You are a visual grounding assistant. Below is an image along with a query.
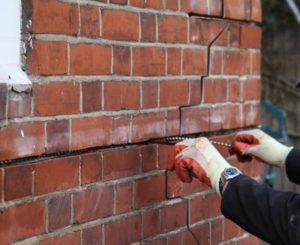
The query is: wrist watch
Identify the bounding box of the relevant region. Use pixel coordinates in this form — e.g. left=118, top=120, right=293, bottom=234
left=219, top=167, right=241, bottom=195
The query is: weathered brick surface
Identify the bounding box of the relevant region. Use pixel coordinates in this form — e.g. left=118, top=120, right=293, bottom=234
left=4, top=164, right=33, bottom=200
left=0, top=202, right=45, bottom=244
left=0, top=0, right=263, bottom=244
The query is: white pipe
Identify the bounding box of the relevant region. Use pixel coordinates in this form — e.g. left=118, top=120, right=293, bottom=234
left=286, top=0, right=300, bottom=25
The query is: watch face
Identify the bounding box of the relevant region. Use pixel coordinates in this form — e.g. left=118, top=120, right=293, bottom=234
left=223, top=167, right=241, bottom=180
left=225, top=168, right=239, bottom=175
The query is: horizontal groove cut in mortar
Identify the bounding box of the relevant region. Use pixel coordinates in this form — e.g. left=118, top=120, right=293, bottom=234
left=0, top=127, right=250, bottom=166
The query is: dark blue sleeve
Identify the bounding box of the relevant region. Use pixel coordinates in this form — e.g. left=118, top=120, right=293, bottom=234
left=221, top=175, right=300, bottom=245
left=286, top=148, right=300, bottom=185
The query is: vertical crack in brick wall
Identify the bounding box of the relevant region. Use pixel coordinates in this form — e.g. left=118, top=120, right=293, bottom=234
left=178, top=20, right=230, bottom=136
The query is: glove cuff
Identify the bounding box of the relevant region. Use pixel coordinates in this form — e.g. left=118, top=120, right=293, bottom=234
left=280, top=146, right=294, bottom=167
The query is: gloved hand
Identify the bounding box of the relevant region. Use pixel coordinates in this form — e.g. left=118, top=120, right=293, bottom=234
left=231, top=129, right=293, bottom=168
left=167, top=137, right=232, bottom=195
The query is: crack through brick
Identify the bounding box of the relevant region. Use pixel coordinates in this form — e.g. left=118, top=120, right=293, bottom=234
left=167, top=18, right=231, bottom=245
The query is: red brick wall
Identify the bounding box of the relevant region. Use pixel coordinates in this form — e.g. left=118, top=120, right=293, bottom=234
left=0, top=0, right=262, bottom=244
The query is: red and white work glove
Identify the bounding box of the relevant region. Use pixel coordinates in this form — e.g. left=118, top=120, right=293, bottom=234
left=167, top=137, right=232, bottom=195
left=231, top=129, right=293, bottom=168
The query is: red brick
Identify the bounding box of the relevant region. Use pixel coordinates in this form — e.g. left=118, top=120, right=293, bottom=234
left=34, top=156, right=80, bottom=195
left=228, top=24, right=241, bottom=48
left=158, top=144, right=174, bottom=169
left=102, top=147, right=140, bottom=181
left=8, top=90, right=31, bottom=119
left=134, top=175, right=165, bottom=208
left=161, top=202, right=187, bottom=232
left=160, top=80, right=189, bottom=107
left=211, top=218, right=223, bottom=244
left=224, top=218, right=240, bottom=241
left=158, top=15, right=187, bottom=43
left=251, top=0, right=262, bottom=22
left=240, top=25, right=261, bottom=49
left=73, top=186, right=113, bottom=223
left=251, top=52, right=261, bottom=75
left=0, top=202, right=45, bottom=244
left=166, top=170, right=209, bottom=198
left=102, top=9, right=139, bottom=41
left=209, top=0, right=223, bottom=16
left=110, top=0, right=127, bottom=4
left=28, top=41, right=67, bottom=75
left=70, top=43, right=112, bottom=75
left=242, top=79, right=261, bottom=101
left=144, top=239, right=166, bottom=245
left=181, top=0, right=208, bottom=15
left=34, top=82, right=80, bottom=116
left=189, top=80, right=202, bottom=105
left=112, top=115, right=131, bottom=144
left=82, top=81, right=102, bottom=113
left=209, top=106, right=223, bottom=131
left=82, top=225, right=103, bottom=245
left=130, top=0, right=162, bottom=9
left=190, top=18, right=227, bottom=45
left=141, top=13, right=156, bottom=42
left=32, top=0, right=78, bottom=35
left=167, top=48, right=181, bottom=75
left=131, top=112, right=165, bottom=142
left=116, top=182, right=133, bottom=214
left=165, top=0, right=179, bottom=10
left=40, top=232, right=80, bottom=245
left=80, top=5, right=100, bottom=37
left=244, top=103, right=260, bottom=126
left=167, top=233, right=183, bottom=245
left=203, top=79, right=228, bottom=103
left=133, top=47, right=165, bottom=76
left=0, top=122, right=45, bottom=161
left=5, top=164, right=32, bottom=201
left=223, top=50, right=246, bottom=75
left=143, top=209, right=161, bottom=238
left=46, top=120, right=69, bottom=154
left=81, top=152, right=102, bottom=185
left=209, top=134, right=233, bottom=158
left=0, top=169, right=2, bottom=202
left=181, top=107, right=210, bottom=135
left=48, top=195, right=71, bottom=231
left=113, top=46, right=131, bottom=75
left=190, top=193, right=221, bottom=223
left=224, top=0, right=251, bottom=20
left=0, top=84, right=7, bottom=120
left=166, top=110, right=180, bottom=136
left=104, top=81, right=140, bottom=110
left=141, top=144, right=158, bottom=172
left=183, top=49, right=207, bottom=75
left=105, top=215, right=142, bottom=245
left=142, top=80, right=159, bottom=109
left=229, top=79, right=241, bottom=102
left=183, top=223, right=210, bottom=244
left=71, top=116, right=113, bottom=150
left=222, top=104, right=245, bottom=129
left=211, top=50, right=224, bottom=76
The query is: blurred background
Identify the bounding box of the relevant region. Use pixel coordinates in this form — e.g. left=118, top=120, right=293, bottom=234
left=261, top=0, right=300, bottom=192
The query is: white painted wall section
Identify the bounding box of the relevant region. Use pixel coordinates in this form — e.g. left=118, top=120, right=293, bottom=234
left=0, top=0, right=31, bottom=84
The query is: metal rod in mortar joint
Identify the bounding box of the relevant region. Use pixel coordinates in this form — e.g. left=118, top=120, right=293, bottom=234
left=163, top=136, right=232, bottom=148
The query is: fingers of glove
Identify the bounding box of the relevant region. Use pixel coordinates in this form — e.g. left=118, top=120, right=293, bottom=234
left=167, top=144, right=188, bottom=170
left=174, top=157, right=212, bottom=187
left=175, top=158, right=193, bottom=183
left=236, top=153, right=253, bottom=163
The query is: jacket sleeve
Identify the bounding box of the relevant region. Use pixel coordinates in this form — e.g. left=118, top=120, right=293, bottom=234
left=285, top=148, right=300, bottom=185
left=221, top=175, right=300, bottom=245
